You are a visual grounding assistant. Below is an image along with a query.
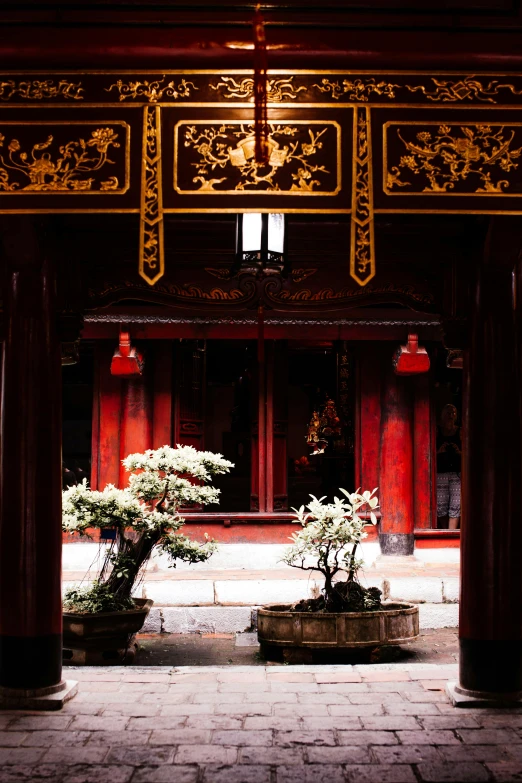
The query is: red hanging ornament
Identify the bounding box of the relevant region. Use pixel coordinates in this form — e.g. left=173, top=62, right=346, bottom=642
left=393, top=333, right=430, bottom=376
left=253, top=3, right=269, bottom=165
left=110, top=329, right=144, bottom=376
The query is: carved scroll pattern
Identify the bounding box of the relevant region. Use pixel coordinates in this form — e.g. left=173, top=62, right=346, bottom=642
left=351, top=107, right=375, bottom=286
left=140, top=106, right=165, bottom=286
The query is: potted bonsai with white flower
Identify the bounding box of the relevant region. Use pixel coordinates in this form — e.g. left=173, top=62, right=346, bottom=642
left=257, top=488, right=419, bottom=662
left=62, top=444, right=233, bottom=664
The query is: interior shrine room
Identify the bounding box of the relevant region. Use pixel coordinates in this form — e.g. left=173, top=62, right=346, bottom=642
left=0, top=1, right=522, bottom=781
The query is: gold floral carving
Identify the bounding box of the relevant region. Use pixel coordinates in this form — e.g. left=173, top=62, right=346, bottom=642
left=350, top=107, right=375, bottom=286
left=386, top=123, right=522, bottom=194
left=0, top=126, right=123, bottom=192
left=405, top=76, right=522, bottom=103
left=106, top=77, right=197, bottom=103
left=209, top=76, right=306, bottom=101
left=0, top=79, right=84, bottom=101
left=140, top=106, right=165, bottom=285
left=313, top=77, right=399, bottom=102
left=177, top=121, right=337, bottom=194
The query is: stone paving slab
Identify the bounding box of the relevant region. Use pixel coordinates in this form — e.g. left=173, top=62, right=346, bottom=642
left=2, top=663, right=522, bottom=782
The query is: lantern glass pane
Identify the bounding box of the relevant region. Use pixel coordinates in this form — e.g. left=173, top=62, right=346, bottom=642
left=242, top=213, right=262, bottom=252
left=268, top=213, right=285, bottom=253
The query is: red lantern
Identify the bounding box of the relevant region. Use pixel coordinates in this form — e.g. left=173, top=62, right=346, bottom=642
left=110, top=329, right=144, bottom=376
left=393, top=333, right=430, bottom=375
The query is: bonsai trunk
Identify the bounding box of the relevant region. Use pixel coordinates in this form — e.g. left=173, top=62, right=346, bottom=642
left=104, top=531, right=159, bottom=601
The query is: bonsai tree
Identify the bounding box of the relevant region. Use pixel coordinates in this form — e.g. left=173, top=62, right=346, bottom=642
left=283, top=488, right=381, bottom=613
left=62, top=444, right=233, bottom=613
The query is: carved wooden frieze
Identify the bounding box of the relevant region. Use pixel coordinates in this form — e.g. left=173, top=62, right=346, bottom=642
left=3, top=70, right=522, bottom=289
left=4, top=72, right=522, bottom=107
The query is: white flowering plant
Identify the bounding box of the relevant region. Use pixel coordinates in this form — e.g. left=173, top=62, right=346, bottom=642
left=62, top=445, right=233, bottom=613
left=283, top=488, right=381, bottom=613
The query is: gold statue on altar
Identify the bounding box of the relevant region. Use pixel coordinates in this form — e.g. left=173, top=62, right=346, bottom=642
left=306, top=397, right=342, bottom=453
left=319, top=397, right=342, bottom=439
left=306, top=410, right=321, bottom=446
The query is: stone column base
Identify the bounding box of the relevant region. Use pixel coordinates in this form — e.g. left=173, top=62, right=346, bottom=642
left=446, top=681, right=522, bottom=708
left=0, top=680, right=78, bottom=711
left=378, top=532, right=415, bottom=557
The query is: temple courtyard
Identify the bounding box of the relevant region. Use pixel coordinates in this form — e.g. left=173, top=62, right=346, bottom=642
left=1, top=659, right=521, bottom=783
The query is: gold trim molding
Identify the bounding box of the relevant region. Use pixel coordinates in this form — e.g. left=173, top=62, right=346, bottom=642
left=139, top=106, right=165, bottom=286
left=351, top=107, right=375, bottom=287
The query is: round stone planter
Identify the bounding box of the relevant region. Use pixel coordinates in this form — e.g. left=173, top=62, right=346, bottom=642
left=257, top=601, right=419, bottom=663
left=63, top=598, right=153, bottom=665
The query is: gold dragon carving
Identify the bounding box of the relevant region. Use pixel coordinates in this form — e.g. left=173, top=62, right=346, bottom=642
left=209, top=76, right=307, bottom=101
left=0, top=127, right=122, bottom=192
left=180, top=122, right=332, bottom=193
left=350, top=107, right=375, bottom=286
left=106, top=77, right=198, bottom=102
left=386, top=124, right=522, bottom=194
left=0, top=79, right=84, bottom=101
left=140, top=106, right=165, bottom=285
left=313, top=77, right=400, bottom=102
left=405, top=76, right=522, bottom=103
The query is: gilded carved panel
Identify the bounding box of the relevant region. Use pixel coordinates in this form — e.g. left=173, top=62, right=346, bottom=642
left=384, top=121, right=522, bottom=196
left=0, top=121, right=130, bottom=194
left=172, top=120, right=341, bottom=196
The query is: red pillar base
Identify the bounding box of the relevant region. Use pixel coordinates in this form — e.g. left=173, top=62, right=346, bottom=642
left=0, top=680, right=78, bottom=712
left=459, top=639, right=522, bottom=695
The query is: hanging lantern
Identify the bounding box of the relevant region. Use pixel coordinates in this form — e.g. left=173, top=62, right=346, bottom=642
left=393, top=333, right=430, bottom=375
left=110, top=329, right=144, bottom=376
left=235, top=213, right=286, bottom=277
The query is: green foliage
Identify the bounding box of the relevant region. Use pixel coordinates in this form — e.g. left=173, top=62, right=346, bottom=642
left=63, top=582, right=135, bottom=614
left=284, top=488, right=381, bottom=613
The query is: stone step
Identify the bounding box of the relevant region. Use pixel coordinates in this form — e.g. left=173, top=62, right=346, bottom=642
left=140, top=602, right=459, bottom=634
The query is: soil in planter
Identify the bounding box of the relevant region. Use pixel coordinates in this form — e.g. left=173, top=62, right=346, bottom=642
left=292, top=580, right=382, bottom=614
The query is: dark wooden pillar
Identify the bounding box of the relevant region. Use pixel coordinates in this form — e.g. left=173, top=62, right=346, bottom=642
left=458, top=219, right=522, bottom=697
left=0, top=219, right=63, bottom=691
left=379, top=364, right=415, bottom=556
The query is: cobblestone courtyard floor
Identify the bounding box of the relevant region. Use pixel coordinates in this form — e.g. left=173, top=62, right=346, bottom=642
left=2, top=656, right=522, bottom=783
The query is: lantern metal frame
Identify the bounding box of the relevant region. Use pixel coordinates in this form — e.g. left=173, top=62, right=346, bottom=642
left=233, top=213, right=288, bottom=278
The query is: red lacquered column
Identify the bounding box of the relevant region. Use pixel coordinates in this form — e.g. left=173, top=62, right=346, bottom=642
left=459, top=222, right=522, bottom=696
left=119, top=374, right=153, bottom=487
left=0, top=220, right=63, bottom=690
left=378, top=365, right=415, bottom=556
left=413, top=374, right=433, bottom=530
